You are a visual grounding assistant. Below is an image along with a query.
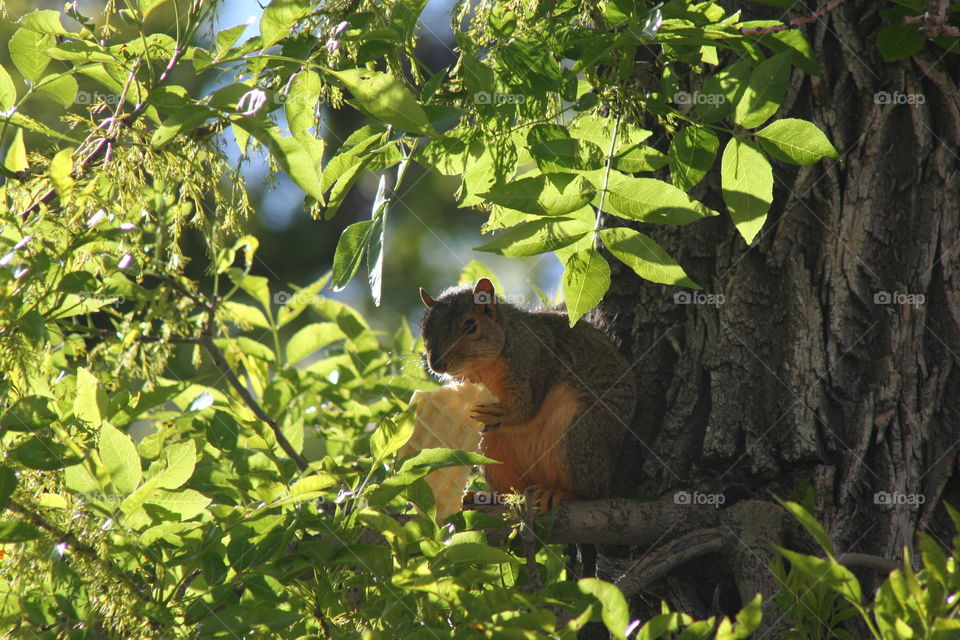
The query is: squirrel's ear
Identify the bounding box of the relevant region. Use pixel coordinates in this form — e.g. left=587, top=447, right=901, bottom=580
left=474, top=278, right=496, bottom=298
left=473, top=278, right=497, bottom=314
left=419, top=288, right=435, bottom=309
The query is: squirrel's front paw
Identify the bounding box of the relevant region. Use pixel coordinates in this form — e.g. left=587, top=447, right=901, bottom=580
left=527, top=485, right=578, bottom=512
left=470, top=402, right=505, bottom=432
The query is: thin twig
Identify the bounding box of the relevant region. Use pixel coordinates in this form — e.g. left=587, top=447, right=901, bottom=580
left=18, top=46, right=185, bottom=217
left=199, top=335, right=309, bottom=471
left=739, top=0, right=850, bottom=35
left=522, top=488, right=543, bottom=591
left=8, top=499, right=149, bottom=599
left=903, top=0, right=960, bottom=39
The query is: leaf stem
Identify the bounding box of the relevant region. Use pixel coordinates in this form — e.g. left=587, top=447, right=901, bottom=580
left=593, top=115, right=621, bottom=247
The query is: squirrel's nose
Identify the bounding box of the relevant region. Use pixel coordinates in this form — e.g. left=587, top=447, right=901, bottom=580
left=430, top=356, right=448, bottom=373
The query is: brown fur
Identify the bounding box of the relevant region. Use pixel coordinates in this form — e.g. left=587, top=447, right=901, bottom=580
left=420, top=279, right=637, bottom=507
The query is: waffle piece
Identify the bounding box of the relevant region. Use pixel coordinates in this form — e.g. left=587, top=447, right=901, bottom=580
left=403, top=382, right=497, bottom=521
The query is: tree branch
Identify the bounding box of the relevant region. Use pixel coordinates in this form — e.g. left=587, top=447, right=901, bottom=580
left=903, top=0, right=960, bottom=38
left=199, top=335, right=309, bottom=471
left=739, top=0, right=850, bottom=35
left=612, top=528, right=730, bottom=598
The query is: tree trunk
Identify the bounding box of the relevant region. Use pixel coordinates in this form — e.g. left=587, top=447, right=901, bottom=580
left=598, top=0, right=960, bottom=623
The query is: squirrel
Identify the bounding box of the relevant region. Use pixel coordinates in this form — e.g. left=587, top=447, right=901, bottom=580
left=418, top=277, right=637, bottom=510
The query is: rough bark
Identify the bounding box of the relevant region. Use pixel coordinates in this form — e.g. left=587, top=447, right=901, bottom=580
left=596, top=0, right=960, bottom=625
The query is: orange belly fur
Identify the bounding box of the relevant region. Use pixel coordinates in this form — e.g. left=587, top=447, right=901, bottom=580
left=479, top=382, right=581, bottom=496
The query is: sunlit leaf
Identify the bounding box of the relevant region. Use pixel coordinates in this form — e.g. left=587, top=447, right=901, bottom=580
left=562, top=247, right=609, bottom=326
left=755, top=118, right=839, bottom=165
left=721, top=137, right=772, bottom=244
left=601, top=227, right=699, bottom=288
left=328, top=68, right=435, bottom=136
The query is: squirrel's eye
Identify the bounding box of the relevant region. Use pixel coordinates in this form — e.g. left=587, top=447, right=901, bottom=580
left=462, top=319, right=478, bottom=335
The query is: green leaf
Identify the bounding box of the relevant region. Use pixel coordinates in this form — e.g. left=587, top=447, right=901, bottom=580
left=530, top=138, right=605, bottom=173
left=770, top=28, right=822, bottom=77
left=38, top=74, right=78, bottom=107
left=119, top=441, right=196, bottom=522
left=155, top=441, right=196, bottom=489
left=328, top=68, right=435, bottom=136
left=604, top=172, right=715, bottom=224
left=286, top=322, right=346, bottom=365
left=147, top=488, right=211, bottom=520
left=419, top=135, right=470, bottom=175
left=74, top=367, right=105, bottom=426
left=9, top=28, right=53, bottom=83
left=19, top=9, right=71, bottom=35
left=98, top=422, right=142, bottom=494
left=3, top=128, right=27, bottom=172
left=232, top=273, right=271, bottom=312
left=207, top=410, right=240, bottom=451
left=778, top=499, right=834, bottom=555
left=732, top=594, right=763, bottom=639
left=49, top=147, right=74, bottom=196
left=0, top=466, right=18, bottom=510
left=612, top=144, right=669, bottom=173
left=435, top=542, right=518, bottom=565
left=371, top=416, right=414, bottom=467
left=64, top=461, right=99, bottom=494
left=877, top=24, right=925, bottom=62
left=232, top=119, right=325, bottom=201
left=367, top=178, right=388, bottom=305
left=1, top=396, right=56, bottom=432
left=398, top=448, right=495, bottom=473
left=458, top=261, right=504, bottom=292
left=151, top=105, right=214, bottom=148
left=286, top=70, right=321, bottom=140
left=0, top=520, right=42, bottom=543
left=331, top=220, right=373, bottom=291
left=695, top=60, right=750, bottom=123
left=721, top=137, right=773, bottom=244
left=579, top=578, right=630, bottom=640
left=669, top=127, right=719, bottom=191
left=601, top=227, right=699, bottom=288
left=215, top=22, right=250, bottom=58
left=4, top=111, right=80, bottom=143
left=474, top=216, right=593, bottom=257
left=137, top=0, right=169, bottom=19
left=290, top=473, right=337, bottom=498
left=755, top=118, right=839, bottom=165
left=221, top=301, right=271, bottom=329
left=481, top=173, right=595, bottom=216
left=734, top=51, right=792, bottom=129
left=777, top=548, right=862, bottom=604
left=10, top=437, right=78, bottom=470
left=260, top=0, right=312, bottom=48
left=562, top=248, right=610, bottom=326
left=0, top=65, right=16, bottom=110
